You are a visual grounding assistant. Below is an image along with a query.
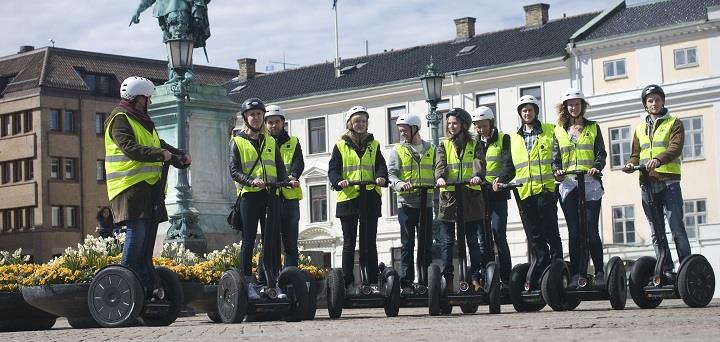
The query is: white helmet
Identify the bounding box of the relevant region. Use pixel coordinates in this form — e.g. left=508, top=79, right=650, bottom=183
left=561, top=88, right=584, bottom=103
left=395, top=114, right=422, bottom=130
left=120, top=76, right=155, bottom=101
left=516, top=95, right=541, bottom=114
left=344, top=105, right=369, bottom=125
left=264, top=104, right=285, bottom=120
left=470, top=106, right=495, bottom=122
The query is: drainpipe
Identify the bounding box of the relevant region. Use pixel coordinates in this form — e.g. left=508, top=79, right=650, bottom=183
left=567, top=42, right=581, bottom=91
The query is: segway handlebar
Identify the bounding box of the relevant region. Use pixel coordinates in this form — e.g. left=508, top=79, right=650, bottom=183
left=496, top=182, right=523, bottom=190
left=346, top=180, right=389, bottom=188
left=624, top=164, right=647, bottom=173
left=559, top=169, right=604, bottom=177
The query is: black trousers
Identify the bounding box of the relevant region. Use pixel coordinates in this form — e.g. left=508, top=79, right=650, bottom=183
left=519, top=191, right=562, bottom=288
left=340, top=215, right=379, bottom=286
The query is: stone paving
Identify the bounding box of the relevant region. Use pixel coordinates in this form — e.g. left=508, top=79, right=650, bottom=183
left=2, top=299, right=719, bottom=341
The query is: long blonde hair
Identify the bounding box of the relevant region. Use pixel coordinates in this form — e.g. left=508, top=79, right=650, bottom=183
left=556, top=100, right=589, bottom=128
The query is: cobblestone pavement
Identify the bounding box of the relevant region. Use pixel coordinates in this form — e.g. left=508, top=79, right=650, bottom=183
left=3, top=299, right=719, bottom=341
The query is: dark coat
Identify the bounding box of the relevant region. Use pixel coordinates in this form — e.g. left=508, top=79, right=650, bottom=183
left=435, top=133, right=486, bottom=222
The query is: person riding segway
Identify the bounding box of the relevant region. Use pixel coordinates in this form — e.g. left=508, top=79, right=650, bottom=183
left=542, top=88, right=626, bottom=311
left=217, top=98, right=308, bottom=324
left=623, top=85, right=715, bottom=308
left=90, top=76, right=191, bottom=328
left=387, top=113, right=435, bottom=308
left=326, top=105, right=401, bottom=319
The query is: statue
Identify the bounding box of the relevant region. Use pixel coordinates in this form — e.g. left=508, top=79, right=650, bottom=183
left=130, top=0, right=211, bottom=83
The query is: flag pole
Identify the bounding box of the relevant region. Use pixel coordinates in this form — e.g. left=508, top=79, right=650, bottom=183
left=334, top=1, right=341, bottom=77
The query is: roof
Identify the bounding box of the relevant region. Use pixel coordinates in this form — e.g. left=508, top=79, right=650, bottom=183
left=576, top=0, right=720, bottom=42
left=225, top=12, right=598, bottom=103
left=0, top=47, right=237, bottom=97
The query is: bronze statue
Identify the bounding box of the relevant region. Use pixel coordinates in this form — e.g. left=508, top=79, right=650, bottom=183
left=130, top=0, right=211, bottom=83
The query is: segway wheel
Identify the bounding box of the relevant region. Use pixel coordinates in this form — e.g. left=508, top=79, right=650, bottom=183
left=428, top=265, right=442, bottom=316
left=88, top=265, right=144, bottom=328
left=460, top=303, right=478, bottom=314
left=67, top=316, right=101, bottom=329
left=628, top=256, right=662, bottom=309
left=562, top=261, right=581, bottom=311
left=139, top=266, right=184, bottom=326
left=509, top=263, right=545, bottom=312
left=302, top=270, right=318, bottom=320
left=487, top=262, right=501, bottom=314
left=206, top=311, right=222, bottom=323
left=217, top=268, right=248, bottom=323
left=382, top=267, right=401, bottom=317
left=326, top=268, right=345, bottom=319
left=606, top=256, right=627, bottom=310
left=278, top=266, right=309, bottom=322
left=678, top=254, right=715, bottom=308
left=541, top=259, right=573, bottom=312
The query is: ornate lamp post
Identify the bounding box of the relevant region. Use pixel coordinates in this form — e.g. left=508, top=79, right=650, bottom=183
left=419, top=59, right=445, bottom=148
left=164, top=37, right=205, bottom=250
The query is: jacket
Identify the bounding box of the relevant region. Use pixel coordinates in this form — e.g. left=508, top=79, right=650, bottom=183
left=435, top=133, right=486, bottom=222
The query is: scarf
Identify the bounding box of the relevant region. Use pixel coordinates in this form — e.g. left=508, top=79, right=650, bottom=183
left=118, top=99, right=155, bottom=131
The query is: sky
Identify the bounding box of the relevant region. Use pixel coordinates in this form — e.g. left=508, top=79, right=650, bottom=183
left=1, top=0, right=620, bottom=72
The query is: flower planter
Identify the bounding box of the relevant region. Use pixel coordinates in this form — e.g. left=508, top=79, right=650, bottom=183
left=0, top=291, right=57, bottom=332
left=21, top=283, right=100, bottom=328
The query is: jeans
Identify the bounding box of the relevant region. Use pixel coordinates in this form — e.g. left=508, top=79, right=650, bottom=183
left=258, top=199, right=300, bottom=284
left=239, top=191, right=268, bottom=277
left=640, top=182, right=691, bottom=270
left=122, top=219, right=157, bottom=295
left=560, top=189, right=603, bottom=276
left=488, top=197, right=512, bottom=283
left=441, top=220, right=483, bottom=281
left=341, top=216, right=379, bottom=286
left=398, top=205, right=433, bottom=287
left=520, top=192, right=562, bottom=288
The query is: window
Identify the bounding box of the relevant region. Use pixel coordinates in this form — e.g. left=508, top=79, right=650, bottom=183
left=11, top=113, right=21, bottom=135
left=78, top=71, right=118, bottom=97
left=51, top=206, right=63, bottom=227
left=95, top=113, right=106, bottom=135
left=64, top=159, right=77, bottom=180
left=389, top=189, right=398, bottom=216
left=65, top=207, right=77, bottom=228
left=684, top=199, right=706, bottom=240
left=609, top=126, right=632, bottom=168
left=13, top=208, right=23, bottom=230
left=50, top=110, right=61, bottom=131
left=50, top=158, right=61, bottom=179
left=475, top=92, right=497, bottom=116
left=24, top=111, right=32, bottom=132
left=1, top=210, right=10, bottom=231
left=308, top=117, right=326, bottom=154
left=674, top=47, right=698, bottom=69
left=24, top=159, right=33, bottom=180
left=12, top=160, right=21, bottom=182
left=680, top=117, right=703, bottom=160
left=437, top=99, right=450, bottom=138
left=613, top=205, right=635, bottom=244
left=603, top=59, right=627, bottom=80
left=0, top=115, right=8, bottom=137
left=96, top=160, right=106, bottom=182
left=25, top=207, right=34, bottom=229
left=387, top=106, right=406, bottom=144
left=63, top=111, right=76, bottom=133
left=309, top=185, right=327, bottom=223
left=1, top=162, right=9, bottom=184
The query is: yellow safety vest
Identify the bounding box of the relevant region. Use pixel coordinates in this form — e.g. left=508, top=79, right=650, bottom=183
left=636, top=116, right=681, bottom=175
left=336, top=138, right=382, bottom=202
left=278, top=136, right=303, bottom=200
left=395, top=143, right=435, bottom=195
left=233, top=134, right=278, bottom=195
left=555, top=122, right=597, bottom=172
left=104, top=112, right=162, bottom=201
left=484, top=132, right=505, bottom=183
left=511, top=123, right=556, bottom=200
left=441, top=139, right=481, bottom=192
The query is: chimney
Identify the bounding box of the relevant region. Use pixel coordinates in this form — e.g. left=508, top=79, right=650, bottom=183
left=524, top=3, right=550, bottom=27
left=18, top=46, right=34, bottom=54
left=454, top=17, right=476, bottom=40
left=237, top=58, right=256, bottom=80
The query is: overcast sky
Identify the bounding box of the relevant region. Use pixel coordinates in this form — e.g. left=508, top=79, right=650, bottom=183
left=1, top=0, right=619, bottom=72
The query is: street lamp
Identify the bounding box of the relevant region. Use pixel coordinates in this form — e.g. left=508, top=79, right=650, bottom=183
left=420, top=59, right=445, bottom=148
left=164, top=37, right=205, bottom=250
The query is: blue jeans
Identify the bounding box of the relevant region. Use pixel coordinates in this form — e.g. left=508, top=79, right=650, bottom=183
left=488, top=196, right=512, bottom=283
left=441, top=220, right=483, bottom=281
left=520, top=192, right=562, bottom=288
left=258, top=199, right=300, bottom=284
left=398, top=206, right=433, bottom=286
left=121, top=219, right=156, bottom=295
left=641, top=182, right=691, bottom=270
left=560, top=189, right=603, bottom=276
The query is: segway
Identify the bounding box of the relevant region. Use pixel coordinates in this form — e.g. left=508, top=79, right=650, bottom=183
left=626, top=165, right=715, bottom=308
left=480, top=180, right=514, bottom=306
left=87, top=156, right=185, bottom=328
left=397, top=185, right=433, bottom=309
left=326, top=180, right=401, bottom=319
left=217, top=181, right=310, bottom=323
left=505, top=182, right=547, bottom=312
left=542, top=170, right=627, bottom=311
left=427, top=180, right=501, bottom=316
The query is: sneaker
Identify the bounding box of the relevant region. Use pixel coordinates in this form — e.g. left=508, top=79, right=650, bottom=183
left=275, top=287, right=287, bottom=299
left=370, top=284, right=381, bottom=295
left=401, top=286, right=414, bottom=296
left=593, top=272, right=606, bottom=288
left=247, top=284, right=261, bottom=300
